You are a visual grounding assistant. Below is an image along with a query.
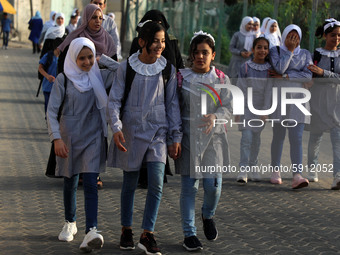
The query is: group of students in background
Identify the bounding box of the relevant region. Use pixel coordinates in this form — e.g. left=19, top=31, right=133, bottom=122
left=36, top=2, right=340, bottom=254
left=229, top=16, right=340, bottom=193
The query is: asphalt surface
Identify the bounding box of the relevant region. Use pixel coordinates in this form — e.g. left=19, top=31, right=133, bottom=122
left=0, top=42, right=339, bottom=255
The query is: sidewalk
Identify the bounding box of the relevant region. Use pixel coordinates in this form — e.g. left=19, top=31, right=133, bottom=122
left=0, top=45, right=339, bottom=255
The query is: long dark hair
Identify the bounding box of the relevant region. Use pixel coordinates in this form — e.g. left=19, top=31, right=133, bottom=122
left=138, top=21, right=165, bottom=54
left=315, top=20, right=340, bottom=39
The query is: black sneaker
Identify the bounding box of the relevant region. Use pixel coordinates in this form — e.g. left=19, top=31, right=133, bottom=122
left=183, top=236, right=203, bottom=251
left=137, top=232, right=161, bottom=255
left=120, top=229, right=135, bottom=250
left=202, top=215, right=218, bottom=241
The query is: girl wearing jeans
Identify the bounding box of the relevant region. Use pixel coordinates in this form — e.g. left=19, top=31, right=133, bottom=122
left=47, top=37, right=118, bottom=252
left=175, top=31, right=232, bottom=251
left=269, top=24, right=312, bottom=189
left=107, top=21, right=182, bottom=255
left=307, top=19, right=340, bottom=189
left=235, top=37, right=273, bottom=183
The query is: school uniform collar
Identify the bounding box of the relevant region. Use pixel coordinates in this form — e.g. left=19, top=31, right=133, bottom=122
left=179, top=66, right=218, bottom=84
left=247, top=60, right=271, bottom=71
left=128, top=51, right=167, bottom=76
left=316, top=47, right=340, bottom=58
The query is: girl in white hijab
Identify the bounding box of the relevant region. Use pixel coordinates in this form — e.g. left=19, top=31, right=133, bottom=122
left=44, top=12, right=66, bottom=40
left=252, top=16, right=261, bottom=38
left=264, top=19, right=281, bottom=48
left=47, top=37, right=119, bottom=252
left=268, top=24, right=312, bottom=189
left=228, top=16, right=255, bottom=79
left=240, top=16, right=255, bottom=52
left=260, top=17, right=271, bottom=34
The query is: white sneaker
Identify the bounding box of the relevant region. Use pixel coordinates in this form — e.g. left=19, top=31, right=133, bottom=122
left=79, top=227, right=104, bottom=252
left=307, top=171, right=318, bottom=182
left=331, top=176, right=340, bottom=190
left=249, top=171, right=261, bottom=182
left=236, top=171, right=247, bottom=183
left=58, top=221, right=77, bottom=242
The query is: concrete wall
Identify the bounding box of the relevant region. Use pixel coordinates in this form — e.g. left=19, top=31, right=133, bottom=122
left=11, top=0, right=122, bottom=43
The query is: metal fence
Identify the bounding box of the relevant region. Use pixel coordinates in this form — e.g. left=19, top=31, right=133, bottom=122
left=123, top=0, right=340, bottom=66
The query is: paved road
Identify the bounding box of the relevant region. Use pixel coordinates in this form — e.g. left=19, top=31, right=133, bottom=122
left=0, top=43, right=339, bottom=255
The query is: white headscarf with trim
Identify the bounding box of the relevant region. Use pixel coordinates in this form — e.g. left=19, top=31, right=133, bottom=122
left=239, top=16, right=254, bottom=52
left=281, top=24, right=302, bottom=55
left=64, top=37, right=107, bottom=110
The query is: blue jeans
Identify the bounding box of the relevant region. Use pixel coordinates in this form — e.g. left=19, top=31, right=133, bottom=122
left=271, top=123, right=304, bottom=175
left=3, top=31, right=9, bottom=47
left=64, top=173, right=98, bottom=233
left=239, top=129, right=261, bottom=168
left=121, top=162, right=165, bottom=232
left=180, top=175, right=222, bottom=237
left=308, top=126, right=340, bottom=177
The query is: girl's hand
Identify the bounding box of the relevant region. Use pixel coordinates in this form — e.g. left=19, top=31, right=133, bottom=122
left=114, top=131, right=127, bottom=152
left=285, top=34, right=299, bottom=52
left=54, top=139, right=69, bottom=158
left=199, top=114, right=216, bottom=134
left=241, top=51, right=251, bottom=58
left=54, top=48, right=60, bottom=57
left=47, top=75, right=56, bottom=83
left=168, top=142, right=181, bottom=160
left=307, top=64, right=324, bottom=76
left=268, top=69, right=284, bottom=78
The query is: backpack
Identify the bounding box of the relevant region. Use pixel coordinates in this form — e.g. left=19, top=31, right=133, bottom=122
left=38, top=50, right=55, bottom=80
left=120, top=58, right=172, bottom=116
left=45, top=72, right=67, bottom=178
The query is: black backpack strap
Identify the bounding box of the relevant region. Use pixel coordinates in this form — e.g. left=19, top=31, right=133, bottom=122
left=57, top=72, right=67, bottom=121
left=276, top=45, right=280, bottom=55
left=120, top=59, right=136, bottom=117
left=162, top=60, right=172, bottom=86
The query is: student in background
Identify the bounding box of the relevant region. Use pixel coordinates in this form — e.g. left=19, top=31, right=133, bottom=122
left=307, top=18, right=340, bottom=189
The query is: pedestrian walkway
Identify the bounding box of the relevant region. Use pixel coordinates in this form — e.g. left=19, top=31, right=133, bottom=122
left=0, top=44, right=339, bottom=255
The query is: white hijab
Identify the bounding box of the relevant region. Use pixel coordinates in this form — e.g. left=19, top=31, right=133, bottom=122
left=264, top=19, right=281, bottom=48
left=64, top=37, right=107, bottom=110
left=260, top=17, right=271, bottom=34
left=253, top=17, right=261, bottom=38
left=45, top=11, right=56, bottom=28
left=239, top=16, right=254, bottom=52
left=44, top=13, right=66, bottom=40
left=281, top=24, right=302, bottom=55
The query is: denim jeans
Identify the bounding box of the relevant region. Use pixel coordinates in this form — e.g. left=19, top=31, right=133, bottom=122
left=308, top=126, right=340, bottom=177
left=239, top=129, right=261, bottom=168
left=3, top=31, right=9, bottom=47
left=64, top=173, right=98, bottom=233
left=271, top=123, right=304, bottom=175
left=121, top=162, right=165, bottom=232
left=180, top=175, right=222, bottom=237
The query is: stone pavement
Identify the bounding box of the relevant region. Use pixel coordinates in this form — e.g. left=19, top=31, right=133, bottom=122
left=0, top=43, right=339, bottom=255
